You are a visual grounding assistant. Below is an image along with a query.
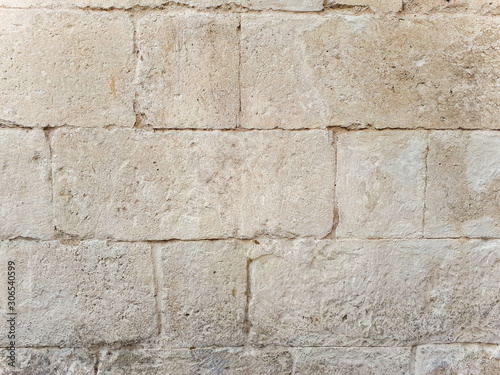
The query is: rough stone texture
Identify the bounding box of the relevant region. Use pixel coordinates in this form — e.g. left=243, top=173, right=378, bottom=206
left=0, top=10, right=134, bottom=128
left=157, top=240, right=247, bottom=347
left=336, top=130, right=426, bottom=238
left=405, top=0, right=500, bottom=15
left=327, top=0, right=402, bottom=12
left=0, top=129, right=52, bottom=240
left=0, top=0, right=323, bottom=10
left=0, top=349, right=95, bottom=375
left=293, top=347, right=411, bottom=374
left=137, top=12, right=239, bottom=129
left=0, top=240, right=157, bottom=347
left=97, top=348, right=293, bottom=374
left=248, top=239, right=500, bottom=346
left=415, top=344, right=500, bottom=375
left=426, top=131, right=500, bottom=238
left=52, top=128, right=334, bottom=240
left=241, top=14, right=500, bottom=129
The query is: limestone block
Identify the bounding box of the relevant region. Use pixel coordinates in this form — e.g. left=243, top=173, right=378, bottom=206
left=0, top=10, right=134, bottom=128
left=241, top=14, right=500, bottom=129
left=0, top=349, right=95, bottom=375
left=248, top=239, right=500, bottom=346
left=156, top=240, right=247, bottom=347
left=405, top=0, right=500, bottom=15
left=415, top=344, right=500, bottom=375
left=0, top=0, right=165, bottom=7
left=293, top=347, right=411, bottom=374
left=137, top=13, right=239, bottom=129
left=0, top=240, right=157, bottom=347
left=52, top=128, right=334, bottom=240
left=426, top=131, right=500, bottom=238
left=0, top=129, right=52, bottom=240
left=336, top=130, right=426, bottom=238
left=97, top=348, right=293, bottom=374
left=327, top=0, right=402, bottom=12
left=242, top=0, right=323, bottom=11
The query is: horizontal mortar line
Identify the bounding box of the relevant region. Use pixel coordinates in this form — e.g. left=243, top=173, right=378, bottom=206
left=3, top=236, right=500, bottom=243
left=0, top=5, right=498, bottom=18
left=3, top=123, right=500, bottom=133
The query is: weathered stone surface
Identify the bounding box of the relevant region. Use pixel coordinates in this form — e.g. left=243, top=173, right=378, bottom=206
left=137, top=13, right=239, bottom=129
left=327, top=0, right=402, bottom=12
left=336, top=130, right=426, bottom=238
left=0, top=129, right=52, bottom=240
left=0, top=0, right=322, bottom=10
left=157, top=240, right=247, bottom=347
left=97, top=348, right=293, bottom=374
left=415, top=344, right=500, bottom=375
left=405, top=0, right=500, bottom=15
left=293, top=347, right=411, bottom=374
left=426, top=131, right=500, bottom=238
left=0, top=349, right=95, bottom=375
left=52, top=128, right=334, bottom=240
left=0, top=240, right=157, bottom=347
left=241, top=14, right=500, bottom=129
left=248, top=239, right=500, bottom=346
left=0, top=10, right=134, bottom=128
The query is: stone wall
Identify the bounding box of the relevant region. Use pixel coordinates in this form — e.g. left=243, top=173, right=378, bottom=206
left=0, top=0, right=499, bottom=374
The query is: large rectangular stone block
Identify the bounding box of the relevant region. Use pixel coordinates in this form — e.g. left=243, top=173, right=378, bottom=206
left=0, top=349, right=95, bottom=375
left=336, top=130, right=426, bottom=238
left=415, top=344, right=500, bottom=375
left=241, top=14, right=500, bottom=129
left=0, top=129, right=52, bottom=240
left=426, top=131, right=500, bottom=238
left=0, top=240, right=157, bottom=347
left=293, top=347, right=411, bottom=375
left=327, top=0, right=402, bottom=12
left=137, top=13, right=239, bottom=129
left=0, top=10, right=134, bottom=128
left=52, top=128, right=334, bottom=240
left=248, top=239, right=500, bottom=346
left=156, top=240, right=247, bottom=347
left=97, top=348, right=293, bottom=374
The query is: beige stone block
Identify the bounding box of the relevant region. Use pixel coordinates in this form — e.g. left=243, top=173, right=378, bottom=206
left=0, top=129, right=52, bottom=240
left=97, top=348, right=293, bottom=374
left=137, top=13, right=239, bottom=129
left=0, top=0, right=165, bottom=7
left=415, top=344, right=500, bottom=375
left=405, top=0, right=500, bottom=15
left=0, top=240, right=157, bottom=347
left=248, top=239, right=500, bottom=346
left=336, top=130, right=426, bottom=238
left=426, top=131, right=500, bottom=238
left=157, top=240, right=247, bottom=347
left=52, top=128, right=334, bottom=240
left=293, top=347, right=411, bottom=375
left=241, top=14, right=500, bottom=129
left=242, top=0, right=323, bottom=11
left=0, top=10, right=134, bottom=128
left=327, top=0, right=402, bottom=12
left=0, top=349, right=95, bottom=375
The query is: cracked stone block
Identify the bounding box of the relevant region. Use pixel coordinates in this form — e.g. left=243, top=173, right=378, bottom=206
left=426, top=131, right=500, bottom=238
left=52, top=128, right=334, bottom=240
left=293, top=347, right=411, bottom=375
left=137, top=12, right=239, bottom=129
left=0, top=349, right=95, bottom=375
left=326, top=0, right=402, bottom=12
left=0, top=129, right=52, bottom=240
left=336, top=130, right=427, bottom=238
left=241, top=14, right=500, bottom=129
left=0, top=9, right=134, bottom=127
left=415, top=344, right=500, bottom=375
left=248, top=239, right=500, bottom=346
left=405, top=0, right=500, bottom=15
left=0, top=240, right=157, bottom=347
left=156, top=240, right=247, bottom=347
left=97, top=348, right=293, bottom=374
